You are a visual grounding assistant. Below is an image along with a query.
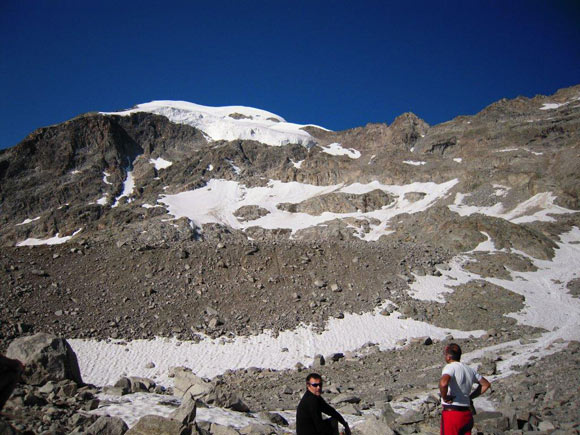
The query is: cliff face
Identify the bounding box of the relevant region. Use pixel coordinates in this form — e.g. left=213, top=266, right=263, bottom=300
left=0, top=85, right=579, bottom=248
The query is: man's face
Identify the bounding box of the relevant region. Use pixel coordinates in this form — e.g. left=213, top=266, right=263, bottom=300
left=307, top=378, right=323, bottom=396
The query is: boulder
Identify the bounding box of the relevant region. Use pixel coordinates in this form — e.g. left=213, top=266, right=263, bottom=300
left=170, top=393, right=197, bottom=425
left=395, top=410, right=424, bottom=425
left=330, top=393, right=361, bottom=405
left=6, top=333, right=82, bottom=385
left=171, top=367, right=214, bottom=399
left=238, top=423, right=276, bottom=434
left=126, top=415, right=188, bottom=435
left=354, top=415, right=395, bottom=435
left=258, top=412, right=288, bottom=426
left=210, top=423, right=240, bottom=435
left=128, top=376, right=156, bottom=393
left=206, top=390, right=250, bottom=412
left=84, top=415, right=129, bottom=435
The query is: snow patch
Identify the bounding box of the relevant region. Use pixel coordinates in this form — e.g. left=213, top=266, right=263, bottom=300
left=158, top=178, right=459, bottom=241
left=225, top=158, right=241, bottom=175
left=453, top=158, right=462, bottom=163
left=16, top=217, right=40, bottom=226
left=103, top=172, right=112, bottom=185
left=291, top=159, right=304, bottom=169
left=112, top=170, right=135, bottom=207
left=16, top=229, right=82, bottom=246
left=540, top=102, right=567, bottom=110
left=320, top=143, right=361, bottom=159
left=103, top=101, right=321, bottom=148
left=403, top=160, right=426, bottom=166
left=449, top=191, right=575, bottom=223
left=150, top=157, right=173, bottom=170
left=70, top=306, right=479, bottom=388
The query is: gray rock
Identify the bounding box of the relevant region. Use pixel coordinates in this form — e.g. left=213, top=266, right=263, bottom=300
left=103, top=386, right=128, bottom=396
left=170, top=393, right=197, bottom=425
left=171, top=367, right=214, bottom=399
left=311, top=354, right=325, bottom=368
left=125, top=415, right=188, bottom=435
left=85, top=415, right=129, bottom=435
left=473, top=411, right=510, bottom=433
left=354, top=415, right=395, bottom=435
left=128, top=376, right=156, bottom=393
left=238, top=423, right=276, bottom=434
left=331, top=393, right=361, bottom=405
left=206, top=390, right=250, bottom=412
left=395, top=410, right=424, bottom=425
left=6, top=333, right=83, bottom=385
left=210, top=423, right=240, bottom=435
left=338, top=403, right=361, bottom=415
left=258, top=412, right=288, bottom=426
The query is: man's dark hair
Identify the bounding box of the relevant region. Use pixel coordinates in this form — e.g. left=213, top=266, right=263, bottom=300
left=445, top=343, right=462, bottom=361
left=306, top=373, right=322, bottom=383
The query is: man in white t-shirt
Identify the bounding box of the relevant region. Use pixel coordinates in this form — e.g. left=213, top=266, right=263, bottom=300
left=439, top=343, right=491, bottom=435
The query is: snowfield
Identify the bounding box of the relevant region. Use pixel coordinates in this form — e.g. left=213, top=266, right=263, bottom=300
left=157, top=178, right=459, bottom=241
left=103, top=101, right=324, bottom=148
left=69, top=225, right=580, bottom=428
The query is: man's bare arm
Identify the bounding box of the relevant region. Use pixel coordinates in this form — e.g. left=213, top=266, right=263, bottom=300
left=439, top=374, right=454, bottom=403
left=470, top=377, right=491, bottom=400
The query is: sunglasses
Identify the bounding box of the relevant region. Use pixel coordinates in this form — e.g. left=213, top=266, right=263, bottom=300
left=309, top=382, right=323, bottom=388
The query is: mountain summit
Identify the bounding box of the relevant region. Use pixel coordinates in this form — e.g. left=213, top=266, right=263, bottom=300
left=1, top=85, right=578, bottom=248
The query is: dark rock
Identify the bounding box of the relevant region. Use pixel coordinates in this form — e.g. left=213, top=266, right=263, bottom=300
left=6, top=333, right=82, bottom=385
left=85, top=415, right=129, bottom=435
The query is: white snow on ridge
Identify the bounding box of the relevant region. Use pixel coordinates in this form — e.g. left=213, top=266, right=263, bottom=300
left=449, top=191, right=575, bottom=223
left=403, top=160, right=426, bottom=166
left=103, top=171, right=112, bottom=185
left=320, top=143, right=361, bottom=159
left=291, top=159, right=304, bottom=169
left=16, top=229, right=82, bottom=246
left=16, top=216, right=40, bottom=226
left=112, top=170, right=135, bottom=208
left=540, top=102, right=567, bottom=110
left=157, top=178, right=459, bottom=241
left=70, top=308, right=480, bottom=388
left=150, top=157, right=173, bottom=170
left=103, top=101, right=321, bottom=148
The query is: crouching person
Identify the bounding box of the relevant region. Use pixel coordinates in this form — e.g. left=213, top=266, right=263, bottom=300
left=296, top=373, right=351, bottom=435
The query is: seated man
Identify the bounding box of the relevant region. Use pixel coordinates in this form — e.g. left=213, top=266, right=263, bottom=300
left=0, top=355, right=24, bottom=411
left=296, top=373, right=351, bottom=435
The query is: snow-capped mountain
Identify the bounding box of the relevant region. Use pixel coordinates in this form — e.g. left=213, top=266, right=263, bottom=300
left=1, top=85, right=580, bottom=433
left=103, top=101, right=321, bottom=147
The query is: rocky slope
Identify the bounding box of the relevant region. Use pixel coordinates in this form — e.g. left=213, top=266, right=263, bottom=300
left=1, top=85, right=579, bottom=433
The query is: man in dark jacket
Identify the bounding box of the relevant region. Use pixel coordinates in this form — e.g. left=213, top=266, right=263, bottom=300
left=296, top=373, right=351, bottom=435
left=0, top=355, right=24, bottom=411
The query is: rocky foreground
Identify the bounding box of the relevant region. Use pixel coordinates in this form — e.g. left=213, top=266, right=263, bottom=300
left=1, top=331, right=579, bottom=434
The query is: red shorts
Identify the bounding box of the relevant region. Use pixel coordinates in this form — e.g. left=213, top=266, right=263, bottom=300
left=441, top=408, right=473, bottom=435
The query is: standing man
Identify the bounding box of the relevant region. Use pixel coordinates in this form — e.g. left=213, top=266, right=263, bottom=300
left=296, top=373, right=351, bottom=435
left=439, top=343, right=491, bottom=435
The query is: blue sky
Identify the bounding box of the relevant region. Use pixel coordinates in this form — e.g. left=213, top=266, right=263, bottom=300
left=1, top=0, right=579, bottom=150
